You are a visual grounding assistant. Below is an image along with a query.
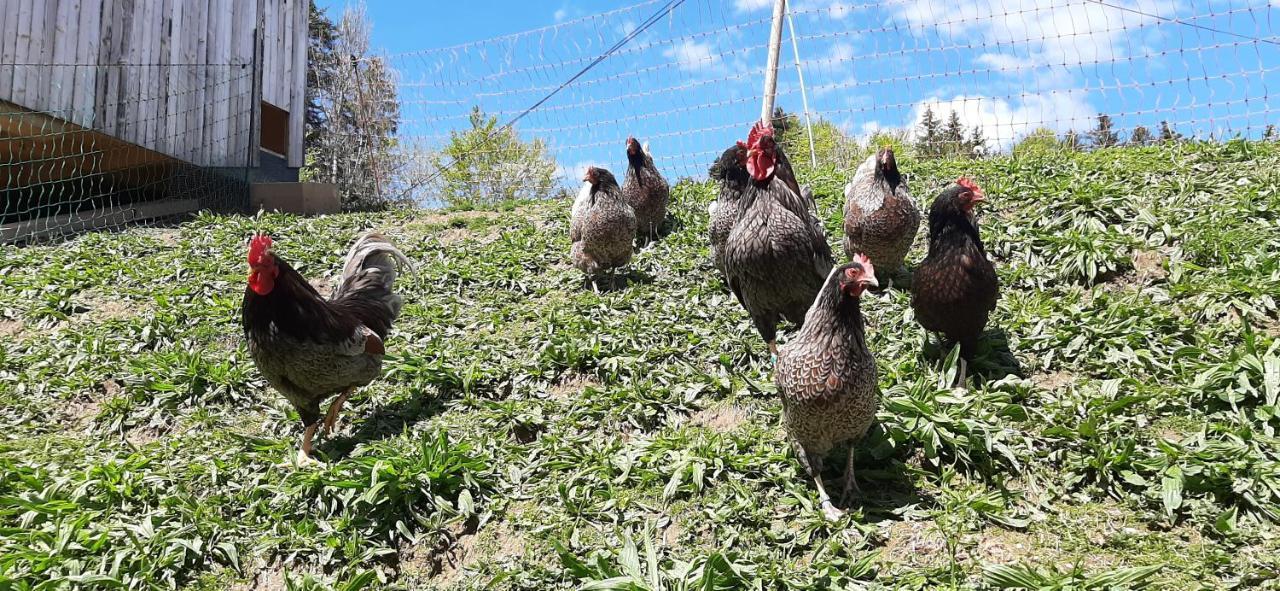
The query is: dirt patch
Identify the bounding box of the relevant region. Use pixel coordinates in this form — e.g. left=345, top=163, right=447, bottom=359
left=689, top=405, right=749, bottom=433
left=547, top=373, right=602, bottom=400
left=1131, top=250, right=1167, bottom=283
left=73, top=291, right=151, bottom=324
left=135, top=228, right=182, bottom=247
left=230, top=560, right=322, bottom=591
left=308, top=276, right=337, bottom=298
left=435, top=226, right=503, bottom=246
left=1031, top=371, right=1075, bottom=392
left=973, top=529, right=1035, bottom=565
left=402, top=516, right=519, bottom=587
left=882, top=521, right=950, bottom=569
left=0, top=319, right=24, bottom=339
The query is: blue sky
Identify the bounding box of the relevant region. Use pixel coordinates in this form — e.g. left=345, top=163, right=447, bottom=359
left=316, top=0, right=1279, bottom=193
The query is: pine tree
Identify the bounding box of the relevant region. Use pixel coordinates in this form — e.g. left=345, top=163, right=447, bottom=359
left=1090, top=114, right=1119, bottom=148
left=1265, top=124, right=1278, bottom=142
left=300, top=3, right=403, bottom=210
left=1159, top=121, right=1182, bottom=143
left=1128, top=125, right=1152, bottom=146
left=918, top=106, right=942, bottom=157
left=942, top=110, right=965, bottom=156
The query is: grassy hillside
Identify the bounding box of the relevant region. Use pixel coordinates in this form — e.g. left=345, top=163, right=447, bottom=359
left=1, top=141, right=1278, bottom=590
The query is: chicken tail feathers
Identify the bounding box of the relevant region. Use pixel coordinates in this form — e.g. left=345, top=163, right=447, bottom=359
left=333, top=232, right=412, bottom=336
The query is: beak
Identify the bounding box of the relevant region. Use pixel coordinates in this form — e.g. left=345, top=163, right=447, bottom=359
left=862, top=274, right=880, bottom=290
left=582, top=171, right=592, bottom=183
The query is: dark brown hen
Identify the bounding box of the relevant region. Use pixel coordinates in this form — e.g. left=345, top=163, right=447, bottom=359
left=723, top=122, right=834, bottom=357
left=910, top=178, right=999, bottom=385
left=842, top=147, right=920, bottom=285
left=775, top=257, right=879, bottom=520
left=241, top=232, right=411, bottom=463
left=621, top=137, right=670, bottom=241
left=707, top=143, right=749, bottom=279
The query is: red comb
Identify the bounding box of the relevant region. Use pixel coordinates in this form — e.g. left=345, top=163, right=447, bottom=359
left=957, top=177, right=982, bottom=194
left=248, top=234, right=273, bottom=266
left=747, top=120, right=773, bottom=147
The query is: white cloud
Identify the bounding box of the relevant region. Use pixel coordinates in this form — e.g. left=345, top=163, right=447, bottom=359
left=910, top=93, right=1097, bottom=151
left=893, top=0, right=1182, bottom=69
left=553, top=8, right=568, bottom=22
left=734, top=0, right=773, bottom=12
left=615, top=20, right=637, bottom=36
left=664, top=41, right=723, bottom=74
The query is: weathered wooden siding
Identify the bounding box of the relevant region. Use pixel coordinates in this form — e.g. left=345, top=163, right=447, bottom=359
left=0, top=0, right=307, bottom=168
left=260, top=0, right=307, bottom=167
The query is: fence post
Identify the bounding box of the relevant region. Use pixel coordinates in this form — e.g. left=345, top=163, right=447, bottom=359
left=760, top=0, right=786, bottom=126
left=785, top=6, right=817, bottom=167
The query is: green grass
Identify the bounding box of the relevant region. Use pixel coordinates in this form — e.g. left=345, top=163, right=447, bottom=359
left=1, top=140, right=1279, bottom=590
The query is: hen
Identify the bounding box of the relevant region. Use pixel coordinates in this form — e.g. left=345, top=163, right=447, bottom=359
left=571, top=166, right=636, bottom=288
left=775, top=256, right=879, bottom=520
left=707, top=143, right=749, bottom=279
left=910, top=178, right=998, bottom=386
left=722, top=122, right=834, bottom=357
left=621, top=137, right=670, bottom=241
left=242, top=232, right=411, bottom=463
left=842, top=148, right=920, bottom=285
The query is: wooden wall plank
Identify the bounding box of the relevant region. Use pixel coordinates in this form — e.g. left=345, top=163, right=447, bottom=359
left=0, top=0, right=20, bottom=100
left=50, top=0, right=78, bottom=117
left=71, top=0, right=101, bottom=128
left=208, top=0, right=233, bottom=166
left=20, top=0, right=46, bottom=109
left=287, top=0, right=306, bottom=168
left=12, top=0, right=36, bottom=107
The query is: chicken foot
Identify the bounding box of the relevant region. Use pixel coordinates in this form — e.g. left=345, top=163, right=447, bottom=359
left=295, top=422, right=322, bottom=466
left=792, top=440, right=844, bottom=521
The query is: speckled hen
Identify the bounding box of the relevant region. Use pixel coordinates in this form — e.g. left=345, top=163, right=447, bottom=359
left=911, top=178, right=999, bottom=386
left=571, top=166, right=636, bottom=285
left=707, top=143, right=749, bottom=279
left=621, top=137, right=670, bottom=241
left=241, top=232, right=411, bottom=463
left=722, top=122, right=834, bottom=357
left=775, top=257, right=880, bottom=521
left=842, top=147, right=920, bottom=285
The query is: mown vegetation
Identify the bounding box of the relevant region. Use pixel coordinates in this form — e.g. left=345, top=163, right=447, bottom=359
left=1, top=140, right=1278, bottom=590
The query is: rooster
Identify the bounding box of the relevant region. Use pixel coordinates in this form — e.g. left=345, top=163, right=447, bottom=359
left=775, top=256, right=879, bottom=520
left=723, top=121, right=835, bottom=358
left=842, top=148, right=920, bottom=286
left=622, top=137, right=670, bottom=242
left=241, top=232, right=411, bottom=463
left=910, top=178, right=998, bottom=387
left=571, top=166, right=636, bottom=289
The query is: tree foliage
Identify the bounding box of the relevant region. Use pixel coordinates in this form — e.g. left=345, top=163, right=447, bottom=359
left=1090, top=114, right=1119, bottom=148
left=1129, top=125, right=1153, bottom=146
left=300, top=2, right=403, bottom=211
left=432, top=107, right=557, bottom=209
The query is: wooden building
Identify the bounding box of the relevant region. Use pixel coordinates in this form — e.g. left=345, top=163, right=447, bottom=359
left=0, top=0, right=309, bottom=240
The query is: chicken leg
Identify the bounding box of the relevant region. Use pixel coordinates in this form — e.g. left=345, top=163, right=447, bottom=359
left=792, top=440, right=843, bottom=521
left=296, top=422, right=322, bottom=465
left=839, top=443, right=863, bottom=505
left=323, top=388, right=353, bottom=433
left=768, top=340, right=779, bottom=363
